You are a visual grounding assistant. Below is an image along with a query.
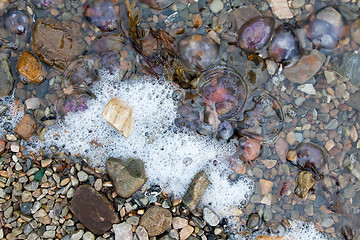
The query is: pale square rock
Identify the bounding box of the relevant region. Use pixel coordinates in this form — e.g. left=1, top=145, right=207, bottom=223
left=267, top=0, right=293, bottom=19
left=102, top=97, right=133, bottom=138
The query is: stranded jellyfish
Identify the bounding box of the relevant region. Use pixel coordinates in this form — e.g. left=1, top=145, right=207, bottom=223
left=4, top=9, right=33, bottom=35
left=174, top=102, right=203, bottom=131
left=238, top=16, right=275, bottom=53
left=305, top=7, right=345, bottom=49
left=286, top=142, right=328, bottom=179
left=197, top=66, right=247, bottom=120
left=31, top=0, right=54, bottom=9
left=178, top=34, right=219, bottom=72
left=55, top=87, right=96, bottom=117
left=235, top=90, right=284, bottom=143
left=268, top=25, right=301, bottom=68
left=141, top=0, right=176, bottom=10
left=63, top=56, right=99, bottom=88
left=85, top=0, right=119, bottom=31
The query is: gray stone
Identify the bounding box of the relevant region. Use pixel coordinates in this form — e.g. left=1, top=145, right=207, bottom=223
left=43, top=230, right=56, bottom=238
left=25, top=98, right=41, bottom=110
left=203, top=207, right=220, bottom=227
left=324, top=119, right=338, bottom=130
left=183, top=170, right=210, bottom=210
left=0, top=53, right=14, bottom=97
left=21, top=202, right=33, bottom=216
left=140, top=206, right=172, bottom=237
left=126, top=216, right=140, bottom=225
left=82, top=232, right=95, bottom=240
left=136, top=226, right=149, bottom=240
left=341, top=52, right=360, bottom=88
left=71, top=229, right=84, bottom=240
left=347, top=91, right=360, bottom=112
left=113, top=222, right=133, bottom=240
left=106, top=158, right=147, bottom=198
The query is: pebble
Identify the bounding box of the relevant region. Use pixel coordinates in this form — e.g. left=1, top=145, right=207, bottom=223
left=136, top=226, right=149, bottom=240
left=267, top=0, right=293, bottom=19
left=183, top=170, right=210, bottom=210
left=140, top=206, right=172, bottom=237
left=25, top=98, right=41, bottom=109
left=77, top=171, right=88, bottom=182
left=325, top=119, right=338, bottom=130
left=179, top=225, right=194, bottom=240
left=297, top=84, right=316, bottom=95
left=203, top=207, right=220, bottom=227
left=172, top=217, right=188, bottom=229
left=209, top=0, right=224, bottom=13
left=113, top=222, right=133, bottom=240
left=71, top=229, right=84, bottom=240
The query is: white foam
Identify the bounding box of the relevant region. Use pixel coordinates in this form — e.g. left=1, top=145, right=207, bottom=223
left=41, top=71, right=254, bottom=214
left=0, top=92, right=25, bottom=137
left=284, top=220, right=329, bottom=240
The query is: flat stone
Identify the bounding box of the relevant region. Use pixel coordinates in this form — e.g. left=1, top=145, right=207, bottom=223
left=69, top=185, right=120, bottom=235
left=136, top=226, right=149, bottom=240
left=113, top=222, right=133, bottom=240
left=71, top=230, right=84, bottom=240
left=172, top=217, right=188, bottom=229
left=259, top=179, right=274, bottom=195
left=183, top=170, right=210, bottom=210
left=297, top=84, right=316, bottom=95
left=203, top=207, right=220, bottom=226
left=0, top=53, right=14, bottom=97
left=14, top=114, right=37, bottom=141
left=267, top=0, right=293, bottom=19
left=17, top=51, right=46, bottom=84
left=179, top=225, right=194, bottom=240
left=83, top=232, right=95, bottom=240
left=32, top=18, right=86, bottom=70
left=284, top=50, right=326, bottom=84
left=351, top=19, right=360, bottom=45
left=25, top=98, right=41, bottom=110
left=347, top=91, right=360, bottom=112
left=102, top=97, right=133, bottom=138
left=106, top=157, right=146, bottom=198
left=209, top=0, right=224, bottom=13
left=139, top=206, right=172, bottom=237
left=341, top=52, right=360, bottom=88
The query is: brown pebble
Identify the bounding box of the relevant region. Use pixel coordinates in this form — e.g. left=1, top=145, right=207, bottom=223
left=16, top=51, right=47, bottom=84
left=14, top=114, right=37, bottom=141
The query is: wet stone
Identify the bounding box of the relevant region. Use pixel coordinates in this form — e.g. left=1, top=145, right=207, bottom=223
left=0, top=53, right=14, bottom=97
left=203, top=207, right=220, bottom=227
left=294, top=171, right=315, bottom=198
left=32, top=18, right=86, bottom=70
left=113, top=222, right=133, bottom=240
left=106, top=157, right=146, bottom=198
left=341, top=52, right=360, bottom=88
left=69, top=185, right=120, bottom=235
left=14, top=114, right=37, bottom=141
left=246, top=213, right=260, bottom=229
left=183, top=170, right=210, bottom=210
left=136, top=226, right=148, bottom=240
left=17, top=51, right=47, bottom=84
left=140, top=206, right=172, bottom=237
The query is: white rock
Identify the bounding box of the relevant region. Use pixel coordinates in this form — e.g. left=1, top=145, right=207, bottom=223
left=210, top=0, right=224, bottom=14
left=267, top=0, right=293, bottom=19
left=71, top=229, right=84, bottom=240
left=25, top=98, right=40, bottom=109
left=82, top=231, right=95, bottom=240
left=297, top=84, right=317, bottom=95
left=136, top=226, right=149, bottom=240
left=102, top=97, right=133, bottom=138
left=113, top=222, right=133, bottom=240
left=203, top=207, right=220, bottom=226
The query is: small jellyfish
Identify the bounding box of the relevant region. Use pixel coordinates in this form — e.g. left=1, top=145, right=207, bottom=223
left=268, top=25, right=301, bottom=68
left=238, top=16, right=275, bottom=53
left=98, top=50, right=121, bottom=74
left=4, top=8, right=33, bottom=35
left=286, top=142, right=328, bottom=179
left=174, top=103, right=202, bottom=131
left=305, top=6, right=345, bottom=49
left=141, top=0, right=176, bottom=10
left=235, top=90, right=284, bottom=143
left=84, top=0, right=119, bottom=31
left=178, top=34, right=219, bottom=72
left=197, top=66, right=247, bottom=120
left=63, top=56, right=99, bottom=88
left=31, top=0, right=54, bottom=9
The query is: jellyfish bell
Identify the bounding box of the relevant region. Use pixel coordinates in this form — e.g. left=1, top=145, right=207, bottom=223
left=238, top=16, right=275, bottom=53
left=178, top=34, right=220, bottom=72
left=197, top=66, right=248, bottom=121
left=304, top=6, right=346, bottom=49
left=63, top=55, right=99, bottom=88
left=84, top=0, right=119, bottom=31
left=4, top=8, right=33, bottom=35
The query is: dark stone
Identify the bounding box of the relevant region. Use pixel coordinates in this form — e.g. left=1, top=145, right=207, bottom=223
left=36, top=80, right=49, bottom=98
left=69, top=185, right=120, bottom=235
left=183, top=170, right=210, bottom=210
left=0, top=53, right=14, bottom=97
left=32, top=18, right=87, bottom=70
left=20, top=202, right=33, bottom=216
left=347, top=91, right=360, bottom=112
left=341, top=52, right=360, bottom=88
left=139, top=206, right=172, bottom=236
left=106, top=158, right=147, bottom=198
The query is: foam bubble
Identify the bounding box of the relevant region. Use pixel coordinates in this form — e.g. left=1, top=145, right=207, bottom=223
left=41, top=71, right=254, bottom=215
left=284, top=220, right=329, bottom=240
left=0, top=93, right=25, bottom=137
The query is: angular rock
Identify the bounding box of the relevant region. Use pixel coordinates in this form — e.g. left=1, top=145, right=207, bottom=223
left=140, top=206, right=172, bottom=236
left=283, top=50, right=326, bottom=84
left=14, top=114, right=37, bottom=141
left=179, top=225, right=194, bottom=240
left=106, top=157, right=146, bottom=198
left=102, top=97, right=133, bottom=138
left=341, top=52, right=360, bottom=88
left=0, top=138, right=5, bottom=154
left=32, top=18, right=86, bottom=70
left=294, top=171, right=315, bottom=198
left=16, top=51, right=47, bottom=84
left=0, top=53, right=14, bottom=97
left=348, top=91, right=360, bottom=112
left=113, top=222, right=132, bottom=240
left=183, top=170, right=210, bottom=210
left=259, top=179, right=274, bottom=195
left=69, top=185, right=120, bottom=235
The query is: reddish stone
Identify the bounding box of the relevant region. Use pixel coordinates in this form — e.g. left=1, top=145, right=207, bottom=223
left=14, top=114, right=37, bottom=141
left=69, top=185, right=120, bottom=235
left=275, top=138, right=288, bottom=163
left=0, top=139, right=5, bottom=154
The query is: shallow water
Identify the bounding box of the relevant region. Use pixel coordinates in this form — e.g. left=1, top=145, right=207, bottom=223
left=1, top=0, right=360, bottom=239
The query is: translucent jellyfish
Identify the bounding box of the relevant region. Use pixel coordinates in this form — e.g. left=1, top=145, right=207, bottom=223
left=178, top=34, right=219, bottom=72
left=174, top=102, right=203, bottom=131
left=238, top=16, right=275, bottom=53
left=197, top=66, right=248, bottom=120
left=63, top=56, right=99, bottom=88
left=141, top=0, right=176, bottom=10
left=31, top=0, right=54, bottom=9
left=84, top=0, right=119, bottom=31
left=4, top=8, right=33, bottom=35
left=305, top=7, right=345, bottom=49
left=98, top=50, right=121, bottom=74
left=235, top=89, right=284, bottom=143
left=55, top=87, right=96, bottom=117
left=286, top=142, right=328, bottom=179
left=268, top=25, right=302, bottom=68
